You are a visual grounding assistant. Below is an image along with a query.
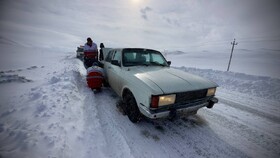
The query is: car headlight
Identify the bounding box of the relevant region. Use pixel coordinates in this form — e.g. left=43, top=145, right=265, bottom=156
left=151, top=94, right=176, bottom=108
left=207, top=88, right=216, bottom=96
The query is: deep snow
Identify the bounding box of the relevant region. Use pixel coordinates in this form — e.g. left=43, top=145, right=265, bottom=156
left=1, top=0, right=280, bottom=157
left=166, top=49, right=280, bottom=79
left=0, top=40, right=280, bottom=158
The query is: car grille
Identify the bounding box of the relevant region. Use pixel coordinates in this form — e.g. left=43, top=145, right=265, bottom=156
left=175, top=89, right=207, bottom=104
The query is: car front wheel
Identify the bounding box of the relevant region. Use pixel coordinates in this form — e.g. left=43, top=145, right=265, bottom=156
left=124, top=92, right=141, bottom=123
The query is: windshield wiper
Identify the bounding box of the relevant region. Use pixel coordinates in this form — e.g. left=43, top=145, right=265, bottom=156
left=139, top=63, right=149, bottom=66
left=150, top=62, right=166, bottom=67
left=124, top=62, right=149, bottom=67
left=133, top=62, right=149, bottom=66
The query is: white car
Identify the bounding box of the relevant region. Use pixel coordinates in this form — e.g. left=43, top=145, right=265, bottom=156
left=102, top=48, right=218, bottom=123
left=76, top=46, right=84, bottom=59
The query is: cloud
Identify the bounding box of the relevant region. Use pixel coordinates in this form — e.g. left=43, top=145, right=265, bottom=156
left=140, top=6, right=152, bottom=20
left=163, top=17, right=180, bottom=27
left=1, top=0, right=280, bottom=52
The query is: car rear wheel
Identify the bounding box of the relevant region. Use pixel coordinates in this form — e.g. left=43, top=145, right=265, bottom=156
left=124, top=92, right=141, bottom=123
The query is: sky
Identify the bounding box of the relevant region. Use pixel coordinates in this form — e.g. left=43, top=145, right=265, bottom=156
left=0, top=0, right=280, bottom=52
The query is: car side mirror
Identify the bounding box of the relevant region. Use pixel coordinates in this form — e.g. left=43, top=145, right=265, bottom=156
left=111, top=60, right=121, bottom=67
left=167, top=61, right=171, bottom=66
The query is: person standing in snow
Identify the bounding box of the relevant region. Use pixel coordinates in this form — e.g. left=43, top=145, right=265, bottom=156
left=99, top=43, right=105, bottom=61
left=84, top=37, right=98, bottom=68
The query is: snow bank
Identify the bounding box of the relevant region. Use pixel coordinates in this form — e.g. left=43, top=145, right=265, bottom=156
left=0, top=46, right=107, bottom=158
left=1, top=49, right=279, bottom=158
left=175, top=66, right=280, bottom=103
left=1, top=0, right=279, bottom=157
left=166, top=49, right=280, bottom=79
left=0, top=20, right=279, bottom=157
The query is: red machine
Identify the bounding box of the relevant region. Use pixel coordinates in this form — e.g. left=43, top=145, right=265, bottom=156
left=86, top=66, right=104, bottom=91
left=84, top=51, right=98, bottom=68
left=84, top=51, right=98, bottom=59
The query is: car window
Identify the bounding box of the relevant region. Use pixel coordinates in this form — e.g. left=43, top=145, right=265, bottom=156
left=112, top=50, right=121, bottom=63
left=105, top=50, right=114, bottom=62
left=123, top=52, right=135, bottom=62
left=150, top=53, right=166, bottom=65
left=123, top=49, right=168, bottom=67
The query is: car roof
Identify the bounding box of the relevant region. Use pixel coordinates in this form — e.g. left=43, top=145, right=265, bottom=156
left=109, top=48, right=160, bottom=52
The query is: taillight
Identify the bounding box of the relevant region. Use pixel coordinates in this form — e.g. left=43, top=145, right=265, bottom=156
left=151, top=96, right=159, bottom=108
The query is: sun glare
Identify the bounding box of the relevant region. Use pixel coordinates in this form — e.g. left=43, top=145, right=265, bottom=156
left=131, top=0, right=140, bottom=3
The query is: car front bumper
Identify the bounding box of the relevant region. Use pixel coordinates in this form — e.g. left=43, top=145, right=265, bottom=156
left=139, top=97, right=218, bottom=119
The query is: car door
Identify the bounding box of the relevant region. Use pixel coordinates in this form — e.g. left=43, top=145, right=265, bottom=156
left=103, top=50, right=114, bottom=80
left=107, top=50, right=123, bottom=96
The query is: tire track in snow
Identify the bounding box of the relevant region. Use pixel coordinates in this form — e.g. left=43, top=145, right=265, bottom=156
left=146, top=116, right=247, bottom=158
left=89, top=88, right=247, bottom=158
left=141, top=119, right=198, bottom=158
left=92, top=89, right=183, bottom=158
left=92, top=89, right=198, bottom=158
left=91, top=89, right=135, bottom=158
left=200, top=108, right=280, bottom=158
left=79, top=84, right=108, bottom=158
left=219, top=97, right=280, bottom=124
left=81, top=86, right=279, bottom=158
left=62, top=57, right=108, bottom=158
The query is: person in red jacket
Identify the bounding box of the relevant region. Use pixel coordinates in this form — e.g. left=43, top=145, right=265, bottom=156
left=84, top=37, right=97, bottom=52
left=84, top=37, right=98, bottom=68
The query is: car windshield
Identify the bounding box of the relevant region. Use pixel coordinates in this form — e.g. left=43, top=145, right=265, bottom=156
left=123, top=48, right=168, bottom=67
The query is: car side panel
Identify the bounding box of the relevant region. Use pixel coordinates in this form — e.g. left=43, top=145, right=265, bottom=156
left=108, top=64, right=122, bottom=96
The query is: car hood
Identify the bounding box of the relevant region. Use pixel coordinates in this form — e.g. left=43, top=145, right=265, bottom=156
left=131, top=67, right=218, bottom=94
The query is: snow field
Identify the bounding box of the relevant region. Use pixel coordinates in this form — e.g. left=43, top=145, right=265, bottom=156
left=176, top=67, right=280, bottom=120
left=91, top=88, right=249, bottom=158
left=166, top=50, right=280, bottom=79
left=1, top=0, right=280, bottom=157
left=0, top=44, right=279, bottom=158
left=0, top=52, right=102, bottom=158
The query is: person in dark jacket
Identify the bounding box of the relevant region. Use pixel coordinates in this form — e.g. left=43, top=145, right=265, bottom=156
left=99, top=43, right=105, bottom=61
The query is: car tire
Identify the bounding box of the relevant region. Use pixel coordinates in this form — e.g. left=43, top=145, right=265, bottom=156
left=103, top=80, right=110, bottom=87
left=124, top=92, right=141, bottom=123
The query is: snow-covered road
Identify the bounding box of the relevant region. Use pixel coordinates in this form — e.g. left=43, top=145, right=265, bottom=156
left=1, top=0, right=280, bottom=157
left=84, top=82, right=280, bottom=158
left=0, top=51, right=279, bottom=158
